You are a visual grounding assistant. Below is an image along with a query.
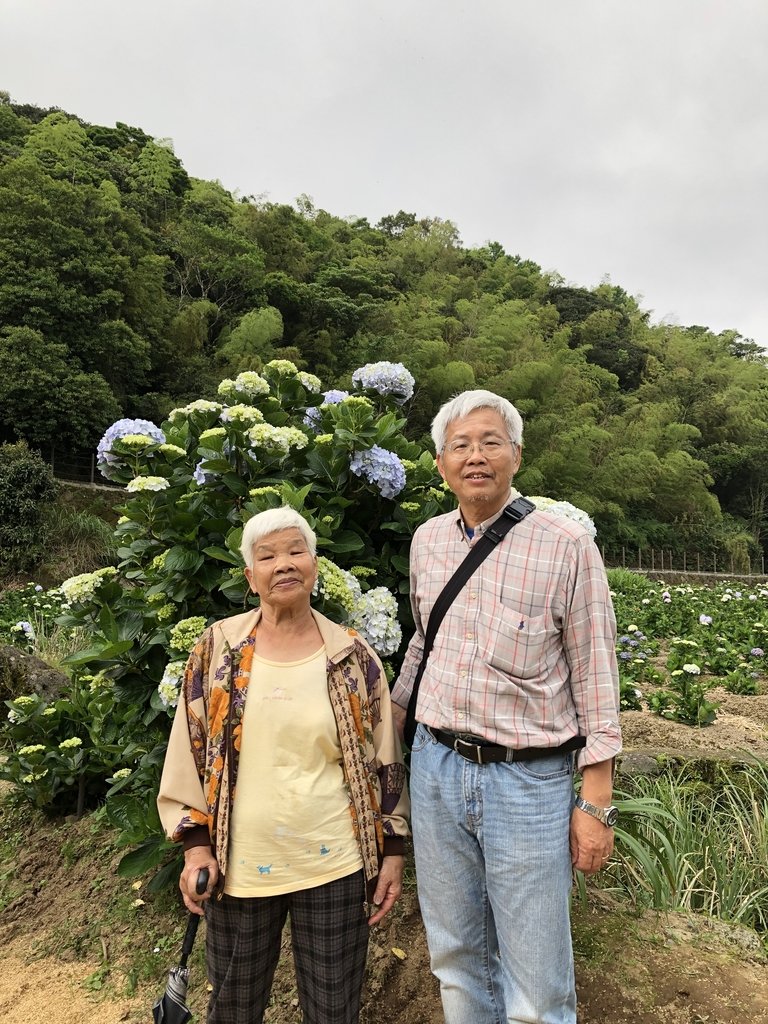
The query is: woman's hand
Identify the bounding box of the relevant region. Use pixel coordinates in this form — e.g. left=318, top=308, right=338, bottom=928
left=180, top=846, right=219, bottom=915
left=368, top=854, right=404, bottom=926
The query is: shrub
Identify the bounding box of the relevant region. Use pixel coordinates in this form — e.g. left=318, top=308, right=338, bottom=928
left=0, top=442, right=58, bottom=577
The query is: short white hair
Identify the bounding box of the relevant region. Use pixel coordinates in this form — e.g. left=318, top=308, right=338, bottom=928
left=431, top=390, right=524, bottom=454
left=240, top=508, right=317, bottom=567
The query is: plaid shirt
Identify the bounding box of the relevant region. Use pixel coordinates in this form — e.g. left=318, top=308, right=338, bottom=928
left=391, top=497, right=621, bottom=768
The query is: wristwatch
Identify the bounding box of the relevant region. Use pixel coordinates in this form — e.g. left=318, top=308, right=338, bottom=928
left=575, top=795, right=619, bottom=827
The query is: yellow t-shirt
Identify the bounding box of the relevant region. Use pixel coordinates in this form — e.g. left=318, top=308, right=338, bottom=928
left=224, top=647, right=363, bottom=897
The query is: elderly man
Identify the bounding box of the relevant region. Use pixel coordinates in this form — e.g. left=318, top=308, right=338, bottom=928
left=391, top=389, right=621, bottom=1024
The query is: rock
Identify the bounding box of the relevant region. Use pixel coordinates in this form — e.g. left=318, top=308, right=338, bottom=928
left=0, top=645, right=69, bottom=703
left=616, top=752, right=664, bottom=778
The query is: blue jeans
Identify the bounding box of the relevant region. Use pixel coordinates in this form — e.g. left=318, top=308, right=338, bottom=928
left=410, top=724, right=577, bottom=1024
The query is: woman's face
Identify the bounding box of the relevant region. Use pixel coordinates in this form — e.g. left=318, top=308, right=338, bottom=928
left=244, top=528, right=317, bottom=609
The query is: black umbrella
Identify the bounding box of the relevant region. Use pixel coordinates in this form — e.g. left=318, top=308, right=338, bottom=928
left=153, top=868, right=209, bottom=1024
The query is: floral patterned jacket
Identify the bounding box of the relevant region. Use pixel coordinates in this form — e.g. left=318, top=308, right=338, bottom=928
left=157, top=608, right=409, bottom=884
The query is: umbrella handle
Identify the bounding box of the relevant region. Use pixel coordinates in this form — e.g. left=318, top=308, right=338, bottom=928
left=179, top=868, right=210, bottom=966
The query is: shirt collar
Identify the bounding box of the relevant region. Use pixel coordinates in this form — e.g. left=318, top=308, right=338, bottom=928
left=454, top=487, right=522, bottom=542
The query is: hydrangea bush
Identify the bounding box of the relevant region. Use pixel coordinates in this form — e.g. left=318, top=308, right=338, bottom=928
left=1, top=360, right=608, bottom=875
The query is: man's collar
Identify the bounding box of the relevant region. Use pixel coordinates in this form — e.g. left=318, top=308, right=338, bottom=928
left=455, top=487, right=522, bottom=540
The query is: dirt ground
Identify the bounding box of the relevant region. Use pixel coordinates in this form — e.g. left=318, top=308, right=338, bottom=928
left=1, top=695, right=767, bottom=1024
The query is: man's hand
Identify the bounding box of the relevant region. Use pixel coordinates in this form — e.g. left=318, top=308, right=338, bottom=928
left=368, top=855, right=404, bottom=926
left=569, top=806, right=614, bottom=876
left=180, top=846, right=219, bottom=915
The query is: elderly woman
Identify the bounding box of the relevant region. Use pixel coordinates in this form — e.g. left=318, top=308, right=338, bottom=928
left=157, top=508, right=409, bottom=1024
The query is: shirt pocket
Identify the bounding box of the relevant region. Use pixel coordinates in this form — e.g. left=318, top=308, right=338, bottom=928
left=482, top=597, right=556, bottom=680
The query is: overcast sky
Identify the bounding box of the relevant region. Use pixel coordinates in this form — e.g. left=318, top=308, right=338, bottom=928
left=3, top=0, right=767, bottom=345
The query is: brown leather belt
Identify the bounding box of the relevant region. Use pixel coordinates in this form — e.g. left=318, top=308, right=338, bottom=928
left=424, top=725, right=586, bottom=765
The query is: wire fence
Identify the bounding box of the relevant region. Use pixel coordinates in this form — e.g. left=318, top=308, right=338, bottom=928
left=601, top=547, right=767, bottom=578
left=44, top=447, right=121, bottom=488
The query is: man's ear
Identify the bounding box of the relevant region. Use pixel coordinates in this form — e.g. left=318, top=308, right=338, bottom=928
left=436, top=453, right=447, bottom=481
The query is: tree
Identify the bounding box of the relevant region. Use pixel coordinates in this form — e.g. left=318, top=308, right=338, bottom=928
left=0, top=327, right=120, bottom=450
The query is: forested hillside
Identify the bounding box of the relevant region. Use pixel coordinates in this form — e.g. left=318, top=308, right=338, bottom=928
left=1, top=93, right=767, bottom=558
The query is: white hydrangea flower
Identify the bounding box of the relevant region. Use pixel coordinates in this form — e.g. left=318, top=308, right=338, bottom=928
left=348, top=587, right=403, bottom=657
left=526, top=496, right=597, bottom=539
left=158, top=661, right=186, bottom=708
left=126, top=476, right=171, bottom=492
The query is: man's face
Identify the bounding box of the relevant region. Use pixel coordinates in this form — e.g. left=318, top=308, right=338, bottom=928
left=436, top=408, right=521, bottom=517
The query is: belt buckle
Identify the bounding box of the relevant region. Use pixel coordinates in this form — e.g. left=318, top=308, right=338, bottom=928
left=453, top=736, right=483, bottom=765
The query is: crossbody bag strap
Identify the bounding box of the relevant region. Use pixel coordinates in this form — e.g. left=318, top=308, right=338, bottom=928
left=403, top=497, right=535, bottom=748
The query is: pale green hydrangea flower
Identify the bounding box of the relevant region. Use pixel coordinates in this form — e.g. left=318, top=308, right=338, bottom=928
left=169, top=616, right=207, bottom=653
left=315, top=434, right=334, bottom=445
left=339, top=396, right=373, bottom=410
left=400, top=501, right=420, bottom=513
left=116, top=433, right=156, bottom=449
left=249, top=486, right=281, bottom=499
left=168, top=399, right=223, bottom=422
left=111, top=768, right=133, bottom=781
left=316, top=557, right=361, bottom=613
left=220, top=404, right=265, bottom=425
left=59, top=737, right=83, bottom=750
left=126, top=476, right=170, bottom=493
left=199, top=427, right=227, bottom=444
left=156, top=603, right=176, bottom=623
left=265, top=358, right=298, bottom=376
left=18, top=744, right=46, bottom=756
left=350, top=566, right=377, bottom=579
left=60, top=567, right=117, bottom=604
left=159, top=443, right=187, bottom=457
left=247, top=423, right=308, bottom=454
left=297, top=371, right=322, bottom=391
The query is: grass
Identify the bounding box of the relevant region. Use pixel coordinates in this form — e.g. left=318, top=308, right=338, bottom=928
left=603, top=759, right=768, bottom=935
left=40, top=504, right=119, bottom=581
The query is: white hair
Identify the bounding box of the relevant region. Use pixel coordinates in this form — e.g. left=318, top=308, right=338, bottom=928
left=431, top=390, right=524, bottom=453
left=240, top=508, right=317, bottom=567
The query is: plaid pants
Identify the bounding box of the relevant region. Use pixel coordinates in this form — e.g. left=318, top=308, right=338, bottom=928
left=206, top=869, right=369, bottom=1024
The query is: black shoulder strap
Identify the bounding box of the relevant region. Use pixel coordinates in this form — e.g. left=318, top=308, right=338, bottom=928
left=404, top=497, right=535, bottom=747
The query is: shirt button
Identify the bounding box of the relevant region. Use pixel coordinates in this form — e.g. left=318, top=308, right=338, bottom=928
left=460, top=670, right=467, bottom=678
left=469, top=592, right=477, bottom=601
left=465, top=632, right=473, bottom=640
left=457, top=711, right=465, bottom=720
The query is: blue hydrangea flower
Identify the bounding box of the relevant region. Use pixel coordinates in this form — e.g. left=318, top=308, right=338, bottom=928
left=352, top=362, right=414, bottom=404
left=303, top=390, right=350, bottom=430
left=193, top=461, right=216, bottom=486
left=349, top=446, right=406, bottom=499
left=97, top=418, right=166, bottom=481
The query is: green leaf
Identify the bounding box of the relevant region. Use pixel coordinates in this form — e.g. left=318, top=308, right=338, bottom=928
left=165, top=546, right=204, bottom=573
left=62, top=639, right=135, bottom=667
left=203, top=545, right=242, bottom=565
left=222, top=472, right=248, bottom=496
left=117, top=836, right=170, bottom=877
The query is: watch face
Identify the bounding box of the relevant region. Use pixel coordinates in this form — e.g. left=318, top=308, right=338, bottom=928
left=605, top=807, right=619, bottom=827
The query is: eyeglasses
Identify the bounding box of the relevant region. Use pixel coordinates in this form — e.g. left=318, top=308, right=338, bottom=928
left=443, top=439, right=514, bottom=459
